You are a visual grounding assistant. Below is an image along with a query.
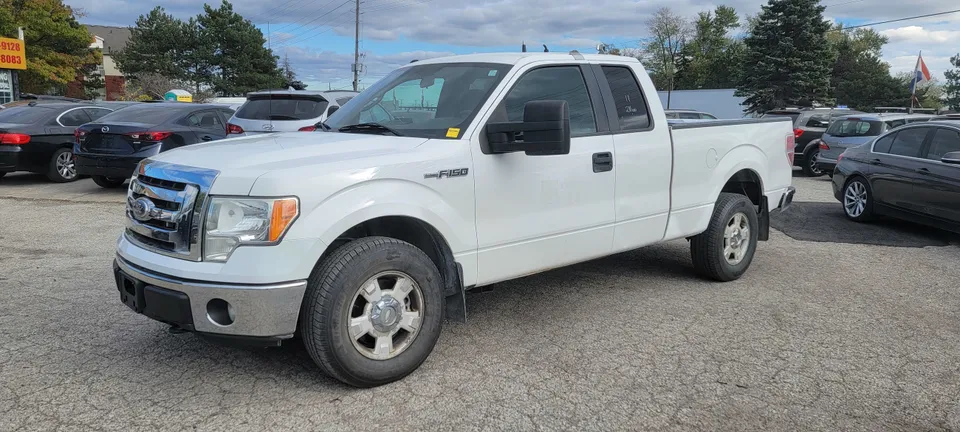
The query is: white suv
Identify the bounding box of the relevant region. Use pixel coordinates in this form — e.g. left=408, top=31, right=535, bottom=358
left=226, top=90, right=358, bottom=135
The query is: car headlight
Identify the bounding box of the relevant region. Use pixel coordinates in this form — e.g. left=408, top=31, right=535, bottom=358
left=203, top=197, right=299, bottom=262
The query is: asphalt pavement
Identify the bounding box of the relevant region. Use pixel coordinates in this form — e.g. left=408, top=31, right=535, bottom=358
left=1, top=171, right=959, bottom=431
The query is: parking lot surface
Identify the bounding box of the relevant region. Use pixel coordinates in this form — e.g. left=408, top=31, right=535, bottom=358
left=1, top=172, right=959, bottom=431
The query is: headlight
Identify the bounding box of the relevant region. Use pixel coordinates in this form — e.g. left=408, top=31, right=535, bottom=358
left=203, top=197, right=299, bottom=262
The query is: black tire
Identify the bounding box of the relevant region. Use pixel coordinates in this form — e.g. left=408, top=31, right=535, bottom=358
left=841, top=176, right=874, bottom=222
left=91, top=175, right=127, bottom=189
left=801, top=148, right=824, bottom=177
left=690, top=193, right=760, bottom=282
left=47, top=148, right=78, bottom=183
left=299, top=236, right=444, bottom=388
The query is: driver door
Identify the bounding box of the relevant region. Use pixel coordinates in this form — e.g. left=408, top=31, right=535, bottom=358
left=471, top=64, right=616, bottom=285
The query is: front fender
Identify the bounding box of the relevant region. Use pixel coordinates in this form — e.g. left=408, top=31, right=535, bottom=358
left=295, top=179, right=476, bottom=256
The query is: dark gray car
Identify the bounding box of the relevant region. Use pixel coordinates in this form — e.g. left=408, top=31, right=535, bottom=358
left=817, top=114, right=933, bottom=173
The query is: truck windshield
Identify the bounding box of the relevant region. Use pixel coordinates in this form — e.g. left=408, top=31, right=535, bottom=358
left=324, top=62, right=511, bottom=139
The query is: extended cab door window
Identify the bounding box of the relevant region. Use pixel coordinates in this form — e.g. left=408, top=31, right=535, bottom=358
left=599, top=66, right=651, bottom=130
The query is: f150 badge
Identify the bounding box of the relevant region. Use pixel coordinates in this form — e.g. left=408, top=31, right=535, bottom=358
left=424, top=168, right=469, bottom=179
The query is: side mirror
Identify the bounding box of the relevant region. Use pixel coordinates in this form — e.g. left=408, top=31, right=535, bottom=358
left=485, top=100, right=571, bottom=156
left=942, top=151, right=960, bottom=165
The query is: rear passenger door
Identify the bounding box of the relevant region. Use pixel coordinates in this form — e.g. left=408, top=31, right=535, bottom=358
left=916, top=128, right=960, bottom=222
left=868, top=126, right=932, bottom=211
left=472, top=64, right=615, bottom=284
left=592, top=64, right=672, bottom=251
left=185, top=110, right=228, bottom=144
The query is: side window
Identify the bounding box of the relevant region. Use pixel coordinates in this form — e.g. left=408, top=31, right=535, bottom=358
left=83, top=108, right=113, bottom=121
left=336, top=97, right=353, bottom=106
left=326, top=105, right=340, bottom=117
left=59, top=109, right=92, bottom=127
left=925, top=129, right=960, bottom=161
left=600, top=66, right=649, bottom=130
left=193, top=111, right=223, bottom=130
left=885, top=119, right=906, bottom=129
left=873, top=133, right=895, bottom=153
left=701, top=113, right=717, bottom=120
left=665, top=112, right=678, bottom=119
left=889, top=127, right=929, bottom=157
left=806, top=114, right=830, bottom=128
left=501, top=66, right=597, bottom=136
left=678, top=112, right=700, bottom=120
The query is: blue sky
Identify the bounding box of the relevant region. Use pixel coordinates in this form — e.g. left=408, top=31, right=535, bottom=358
left=69, top=0, right=960, bottom=90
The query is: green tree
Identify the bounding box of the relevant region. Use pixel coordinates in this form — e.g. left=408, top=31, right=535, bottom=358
left=736, top=0, right=835, bottom=113
left=198, top=0, right=285, bottom=96
left=0, top=0, right=102, bottom=96
left=675, top=6, right=744, bottom=90
left=642, top=7, right=691, bottom=106
left=827, top=27, right=908, bottom=111
left=113, top=7, right=185, bottom=79
left=944, top=54, right=960, bottom=111
left=179, top=17, right=215, bottom=96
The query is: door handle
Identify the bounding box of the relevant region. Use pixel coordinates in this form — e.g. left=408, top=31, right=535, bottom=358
left=592, top=152, right=613, bottom=173
left=869, top=158, right=882, bottom=165
left=916, top=167, right=930, bottom=174
left=201, top=136, right=213, bottom=141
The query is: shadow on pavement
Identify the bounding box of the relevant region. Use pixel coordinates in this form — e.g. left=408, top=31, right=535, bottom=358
left=771, top=201, right=959, bottom=247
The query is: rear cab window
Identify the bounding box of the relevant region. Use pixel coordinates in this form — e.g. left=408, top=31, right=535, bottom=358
left=236, top=95, right=329, bottom=121
left=600, top=66, right=650, bottom=130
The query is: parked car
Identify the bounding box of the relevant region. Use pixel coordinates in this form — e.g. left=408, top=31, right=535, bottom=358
left=761, top=107, right=862, bottom=176
left=0, top=102, right=115, bottom=182
left=74, top=103, right=235, bottom=188
left=226, top=90, right=358, bottom=135
left=833, top=120, right=960, bottom=232
left=664, top=109, right=718, bottom=120
left=111, top=52, right=796, bottom=388
left=816, top=113, right=933, bottom=174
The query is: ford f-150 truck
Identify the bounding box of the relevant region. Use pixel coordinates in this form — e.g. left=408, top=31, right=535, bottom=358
left=113, top=52, right=796, bottom=387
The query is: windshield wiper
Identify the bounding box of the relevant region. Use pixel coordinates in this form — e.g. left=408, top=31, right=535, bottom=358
left=338, top=122, right=402, bottom=136
left=316, top=121, right=332, bottom=131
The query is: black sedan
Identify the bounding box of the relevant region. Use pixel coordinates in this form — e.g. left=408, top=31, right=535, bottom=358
left=0, top=102, right=115, bottom=182
left=832, top=121, right=960, bottom=233
left=75, top=103, right=235, bottom=188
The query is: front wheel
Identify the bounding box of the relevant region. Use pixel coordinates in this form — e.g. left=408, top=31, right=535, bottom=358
left=299, top=237, right=443, bottom=388
left=690, top=193, right=760, bottom=282
left=91, top=175, right=127, bottom=189
left=802, top=149, right=824, bottom=177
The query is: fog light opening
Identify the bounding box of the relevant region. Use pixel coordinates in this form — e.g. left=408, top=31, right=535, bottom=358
left=206, top=298, right=235, bottom=326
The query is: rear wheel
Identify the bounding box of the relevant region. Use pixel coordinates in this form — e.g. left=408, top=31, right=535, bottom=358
left=842, top=176, right=874, bottom=222
left=801, top=148, right=824, bottom=177
left=92, top=175, right=126, bottom=189
left=47, top=148, right=78, bottom=183
left=690, top=193, right=759, bottom=282
left=300, top=237, right=444, bottom=388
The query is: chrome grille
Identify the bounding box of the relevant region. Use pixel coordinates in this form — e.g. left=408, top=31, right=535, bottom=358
left=123, top=160, right=219, bottom=261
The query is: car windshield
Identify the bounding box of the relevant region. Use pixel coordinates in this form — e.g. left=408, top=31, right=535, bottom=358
left=236, top=95, right=329, bottom=121
left=324, top=62, right=512, bottom=139
left=826, top=119, right=883, bottom=137
left=0, top=106, right=52, bottom=124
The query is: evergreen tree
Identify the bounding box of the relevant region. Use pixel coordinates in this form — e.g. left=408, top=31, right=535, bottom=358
left=198, top=1, right=285, bottom=96
left=828, top=26, right=908, bottom=111
left=113, top=7, right=184, bottom=79
left=675, top=6, right=744, bottom=90
left=736, top=0, right=835, bottom=113
left=944, top=54, right=960, bottom=111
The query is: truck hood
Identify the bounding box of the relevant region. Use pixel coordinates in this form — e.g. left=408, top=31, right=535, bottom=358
left=148, top=132, right=429, bottom=194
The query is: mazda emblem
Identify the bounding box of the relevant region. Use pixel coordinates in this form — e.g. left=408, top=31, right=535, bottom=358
left=101, top=126, right=110, bottom=133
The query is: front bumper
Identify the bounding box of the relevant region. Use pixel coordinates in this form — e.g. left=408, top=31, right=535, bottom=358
left=113, top=256, right=307, bottom=342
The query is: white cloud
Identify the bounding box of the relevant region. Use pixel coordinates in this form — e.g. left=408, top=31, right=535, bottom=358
left=880, top=26, right=960, bottom=44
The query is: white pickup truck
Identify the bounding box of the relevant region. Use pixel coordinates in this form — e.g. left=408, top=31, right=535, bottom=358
left=113, top=52, right=795, bottom=387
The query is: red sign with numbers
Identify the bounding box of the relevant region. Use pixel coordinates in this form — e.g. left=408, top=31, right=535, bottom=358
left=0, top=37, right=26, bottom=70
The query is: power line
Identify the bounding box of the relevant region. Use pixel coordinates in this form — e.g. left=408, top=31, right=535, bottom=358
left=835, top=9, right=960, bottom=30
left=270, top=1, right=354, bottom=47
left=270, top=0, right=344, bottom=34
left=272, top=8, right=355, bottom=48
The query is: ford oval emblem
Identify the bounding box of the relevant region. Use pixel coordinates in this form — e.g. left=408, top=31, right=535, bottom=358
left=130, top=197, right=156, bottom=222
left=101, top=126, right=110, bottom=133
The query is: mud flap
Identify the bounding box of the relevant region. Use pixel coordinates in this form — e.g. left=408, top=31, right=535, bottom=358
left=758, top=196, right=770, bottom=241
left=444, top=263, right=467, bottom=323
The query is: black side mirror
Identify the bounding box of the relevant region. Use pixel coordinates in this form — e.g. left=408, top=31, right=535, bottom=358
left=485, top=100, right=571, bottom=156
left=942, top=151, right=960, bottom=165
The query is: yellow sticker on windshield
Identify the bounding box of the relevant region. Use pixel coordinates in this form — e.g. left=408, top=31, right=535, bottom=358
left=446, top=128, right=461, bottom=138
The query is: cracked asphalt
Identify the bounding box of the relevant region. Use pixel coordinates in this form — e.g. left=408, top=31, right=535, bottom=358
left=1, top=172, right=959, bottom=431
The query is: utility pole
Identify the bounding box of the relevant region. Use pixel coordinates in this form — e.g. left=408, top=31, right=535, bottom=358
left=352, top=0, right=360, bottom=91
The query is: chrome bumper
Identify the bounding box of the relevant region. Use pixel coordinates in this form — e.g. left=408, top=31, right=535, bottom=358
left=114, top=256, right=306, bottom=338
